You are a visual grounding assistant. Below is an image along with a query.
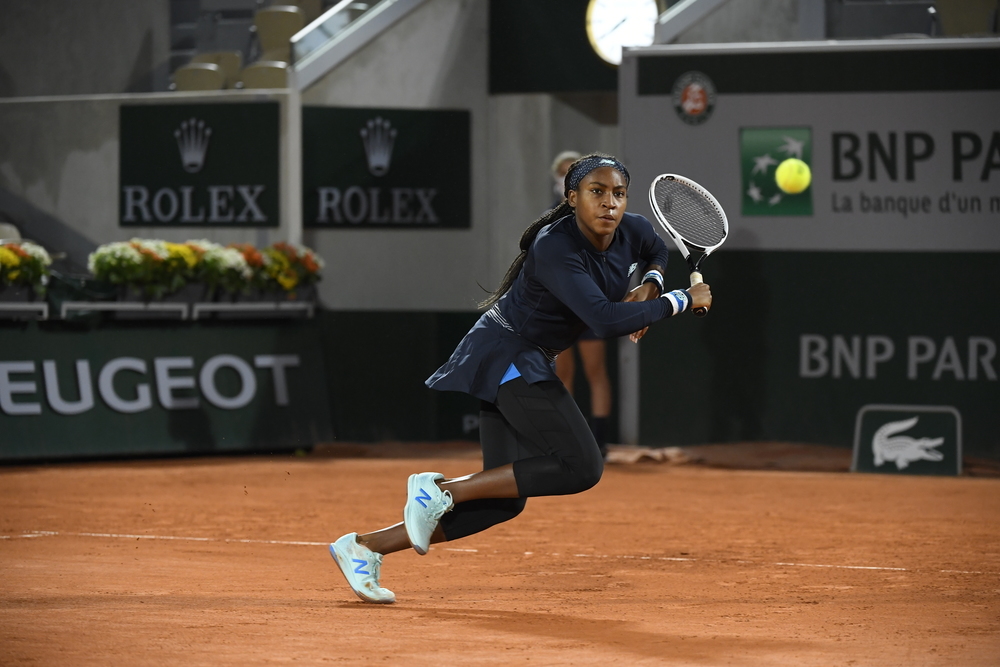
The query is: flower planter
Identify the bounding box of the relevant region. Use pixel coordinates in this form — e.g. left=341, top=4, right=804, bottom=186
left=113, top=283, right=209, bottom=319
left=0, top=284, right=47, bottom=320
left=195, top=283, right=317, bottom=320
left=86, top=239, right=324, bottom=320
left=0, top=284, right=36, bottom=302
left=286, top=283, right=318, bottom=303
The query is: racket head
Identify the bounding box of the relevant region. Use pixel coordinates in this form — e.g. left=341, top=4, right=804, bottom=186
left=647, top=173, right=729, bottom=259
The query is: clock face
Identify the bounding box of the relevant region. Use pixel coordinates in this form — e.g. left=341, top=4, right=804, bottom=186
left=586, top=0, right=660, bottom=66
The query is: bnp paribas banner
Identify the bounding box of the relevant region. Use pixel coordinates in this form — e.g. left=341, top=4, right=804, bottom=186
left=0, top=322, right=332, bottom=461
left=623, top=40, right=999, bottom=252
left=621, top=40, right=1000, bottom=466
left=302, top=106, right=470, bottom=228
left=119, top=103, right=279, bottom=227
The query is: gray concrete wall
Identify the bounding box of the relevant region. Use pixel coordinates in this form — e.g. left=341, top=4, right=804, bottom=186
left=301, top=0, right=491, bottom=311
left=0, top=91, right=300, bottom=263
left=0, top=0, right=621, bottom=311
left=0, top=0, right=171, bottom=97
left=302, top=0, right=619, bottom=311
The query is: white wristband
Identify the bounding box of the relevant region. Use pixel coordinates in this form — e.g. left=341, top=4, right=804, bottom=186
left=641, top=270, right=664, bottom=295
left=662, top=289, right=690, bottom=316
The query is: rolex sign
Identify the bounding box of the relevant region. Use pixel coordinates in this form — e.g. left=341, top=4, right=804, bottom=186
left=303, top=107, right=470, bottom=228
left=120, top=103, right=279, bottom=227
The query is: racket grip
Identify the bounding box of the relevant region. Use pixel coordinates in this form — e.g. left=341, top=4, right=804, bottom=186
left=689, top=271, right=708, bottom=317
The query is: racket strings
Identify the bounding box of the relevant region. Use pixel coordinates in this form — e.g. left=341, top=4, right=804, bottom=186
left=652, top=180, right=726, bottom=248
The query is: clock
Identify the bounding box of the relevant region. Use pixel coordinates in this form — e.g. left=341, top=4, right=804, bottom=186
left=585, top=0, right=660, bottom=66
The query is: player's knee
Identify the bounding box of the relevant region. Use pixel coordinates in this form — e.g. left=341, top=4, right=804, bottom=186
left=503, top=497, right=527, bottom=520
left=572, top=456, right=604, bottom=493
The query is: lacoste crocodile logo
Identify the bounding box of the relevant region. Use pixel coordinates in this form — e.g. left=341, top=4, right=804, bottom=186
left=872, top=416, right=944, bottom=470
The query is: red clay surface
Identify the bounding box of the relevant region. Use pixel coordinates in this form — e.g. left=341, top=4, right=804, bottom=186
left=2, top=445, right=998, bottom=666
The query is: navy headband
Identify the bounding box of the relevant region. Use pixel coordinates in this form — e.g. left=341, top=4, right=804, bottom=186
left=564, top=156, right=630, bottom=197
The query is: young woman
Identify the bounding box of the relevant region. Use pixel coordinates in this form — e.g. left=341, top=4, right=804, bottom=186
left=549, top=150, right=615, bottom=458
left=329, top=153, right=712, bottom=603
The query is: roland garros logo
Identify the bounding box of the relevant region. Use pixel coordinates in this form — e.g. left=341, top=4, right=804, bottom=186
left=672, top=71, right=716, bottom=126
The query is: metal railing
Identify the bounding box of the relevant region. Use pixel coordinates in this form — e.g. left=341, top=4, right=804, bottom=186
left=290, top=0, right=428, bottom=89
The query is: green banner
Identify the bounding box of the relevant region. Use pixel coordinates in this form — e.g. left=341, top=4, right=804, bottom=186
left=119, top=103, right=280, bottom=227
left=0, top=320, right=331, bottom=460
left=303, top=107, right=470, bottom=228
left=638, top=250, right=1000, bottom=461
left=740, top=127, right=813, bottom=216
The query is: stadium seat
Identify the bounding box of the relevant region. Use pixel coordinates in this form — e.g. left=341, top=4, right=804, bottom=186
left=255, top=5, right=306, bottom=63
left=191, top=51, right=244, bottom=89
left=277, top=0, right=323, bottom=25
left=239, top=61, right=289, bottom=89
left=172, top=63, right=226, bottom=91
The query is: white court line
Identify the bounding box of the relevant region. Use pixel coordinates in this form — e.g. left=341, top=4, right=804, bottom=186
left=3, top=530, right=326, bottom=547
left=3, top=531, right=994, bottom=575
left=773, top=561, right=908, bottom=571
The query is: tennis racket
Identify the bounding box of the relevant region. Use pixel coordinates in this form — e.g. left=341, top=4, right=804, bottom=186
left=648, top=174, right=728, bottom=316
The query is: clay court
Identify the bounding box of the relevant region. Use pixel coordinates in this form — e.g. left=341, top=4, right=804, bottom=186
left=2, top=444, right=998, bottom=666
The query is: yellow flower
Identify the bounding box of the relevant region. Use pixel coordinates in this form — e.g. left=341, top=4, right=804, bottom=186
left=276, top=271, right=298, bottom=290
left=166, top=242, right=198, bottom=268
left=8, top=269, right=20, bottom=280
left=0, top=247, right=21, bottom=267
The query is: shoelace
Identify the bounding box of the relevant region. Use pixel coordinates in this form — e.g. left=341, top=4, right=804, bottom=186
left=369, top=552, right=383, bottom=584
left=428, top=490, right=454, bottom=521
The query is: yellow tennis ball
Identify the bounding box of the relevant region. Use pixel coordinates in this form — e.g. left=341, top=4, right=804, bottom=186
left=775, top=158, right=811, bottom=194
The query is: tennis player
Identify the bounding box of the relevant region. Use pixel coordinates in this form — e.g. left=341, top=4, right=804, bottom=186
left=329, top=154, right=712, bottom=603
left=550, top=150, right=614, bottom=458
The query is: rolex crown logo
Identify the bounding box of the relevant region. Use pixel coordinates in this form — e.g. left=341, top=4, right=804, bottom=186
left=360, top=117, right=397, bottom=177
left=174, top=118, right=212, bottom=174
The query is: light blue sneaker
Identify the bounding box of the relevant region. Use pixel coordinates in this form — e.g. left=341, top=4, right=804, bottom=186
left=328, top=533, right=395, bottom=604
left=403, top=472, right=454, bottom=555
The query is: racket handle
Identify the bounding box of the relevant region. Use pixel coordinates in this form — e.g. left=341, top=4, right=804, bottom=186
left=689, top=271, right=708, bottom=317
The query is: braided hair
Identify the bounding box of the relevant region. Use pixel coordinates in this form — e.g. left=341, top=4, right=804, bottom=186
left=479, top=153, right=630, bottom=308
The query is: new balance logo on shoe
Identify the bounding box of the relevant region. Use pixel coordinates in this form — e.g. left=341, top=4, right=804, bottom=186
left=415, top=487, right=432, bottom=508
left=352, top=558, right=370, bottom=575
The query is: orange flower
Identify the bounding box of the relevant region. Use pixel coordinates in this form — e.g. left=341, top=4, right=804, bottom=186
left=228, top=243, right=265, bottom=268
left=273, top=242, right=298, bottom=260
left=130, top=242, right=163, bottom=262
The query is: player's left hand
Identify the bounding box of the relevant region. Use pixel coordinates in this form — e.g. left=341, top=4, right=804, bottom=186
left=623, top=283, right=658, bottom=342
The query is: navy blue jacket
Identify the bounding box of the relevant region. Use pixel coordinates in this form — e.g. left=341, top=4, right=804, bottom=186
left=426, top=212, right=673, bottom=402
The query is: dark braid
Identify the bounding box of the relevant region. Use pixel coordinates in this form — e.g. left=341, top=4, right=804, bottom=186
left=479, top=152, right=628, bottom=309
left=479, top=200, right=573, bottom=308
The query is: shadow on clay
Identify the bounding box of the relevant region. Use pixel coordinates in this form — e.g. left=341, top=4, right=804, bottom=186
left=416, top=607, right=807, bottom=662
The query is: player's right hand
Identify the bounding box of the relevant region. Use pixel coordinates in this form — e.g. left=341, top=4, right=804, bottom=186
left=689, top=283, right=712, bottom=311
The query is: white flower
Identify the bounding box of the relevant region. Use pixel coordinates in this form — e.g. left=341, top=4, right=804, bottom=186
left=204, top=246, right=252, bottom=279
left=18, top=242, right=52, bottom=266
left=89, top=242, right=142, bottom=273
left=185, top=239, right=223, bottom=253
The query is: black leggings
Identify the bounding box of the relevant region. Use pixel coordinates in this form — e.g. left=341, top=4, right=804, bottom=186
left=439, top=378, right=604, bottom=541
